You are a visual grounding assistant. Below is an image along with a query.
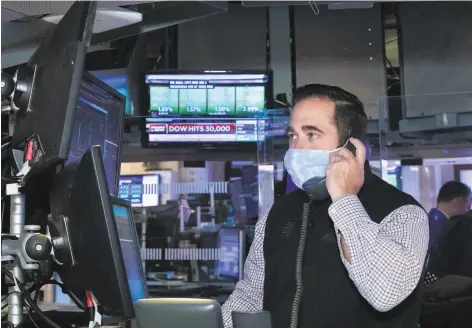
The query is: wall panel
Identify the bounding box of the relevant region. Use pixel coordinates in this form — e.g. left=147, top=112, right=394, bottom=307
left=294, top=5, right=386, bottom=119
left=399, top=2, right=472, bottom=117
left=178, top=4, right=267, bottom=70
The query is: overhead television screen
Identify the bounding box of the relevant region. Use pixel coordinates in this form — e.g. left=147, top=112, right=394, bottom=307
left=144, top=72, right=271, bottom=117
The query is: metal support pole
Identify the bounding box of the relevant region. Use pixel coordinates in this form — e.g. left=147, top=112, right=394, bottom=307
left=210, top=186, right=215, bottom=225
left=141, top=221, right=147, bottom=274
left=8, top=194, right=25, bottom=326
left=196, top=206, right=201, bottom=228
left=179, top=206, right=185, bottom=232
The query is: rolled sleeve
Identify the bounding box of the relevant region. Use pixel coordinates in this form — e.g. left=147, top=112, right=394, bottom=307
left=328, top=195, right=429, bottom=312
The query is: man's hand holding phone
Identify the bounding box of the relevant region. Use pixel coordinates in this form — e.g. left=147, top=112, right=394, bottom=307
left=326, top=138, right=366, bottom=202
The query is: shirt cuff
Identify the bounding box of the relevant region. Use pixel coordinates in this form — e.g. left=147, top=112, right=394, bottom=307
left=328, top=194, right=369, bottom=232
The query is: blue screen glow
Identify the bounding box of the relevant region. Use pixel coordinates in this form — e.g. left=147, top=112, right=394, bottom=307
left=112, top=204, right=147, bottom=303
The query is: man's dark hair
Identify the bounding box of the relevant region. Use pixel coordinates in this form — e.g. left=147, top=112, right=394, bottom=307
left=292, top=84, right=367, bottom=145
left=437, top=181, right=471, bottom=203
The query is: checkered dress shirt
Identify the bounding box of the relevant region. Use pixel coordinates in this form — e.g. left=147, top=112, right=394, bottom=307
left=221, top=195, right=429, bottom=328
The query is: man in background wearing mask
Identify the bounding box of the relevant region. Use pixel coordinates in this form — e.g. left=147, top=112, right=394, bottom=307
left=221, top=84, right=429, bottom=328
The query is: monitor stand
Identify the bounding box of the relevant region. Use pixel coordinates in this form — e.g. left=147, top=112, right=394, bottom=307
left=134, top=298, right=223, bottom=328
left=133, top=298, right=272, bottom=328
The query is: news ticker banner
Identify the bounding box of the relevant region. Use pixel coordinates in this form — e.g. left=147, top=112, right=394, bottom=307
left=147, top=121, right=261, bottom=142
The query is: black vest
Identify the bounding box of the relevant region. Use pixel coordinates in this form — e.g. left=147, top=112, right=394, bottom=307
left=263, top=168, right=425, bottom=328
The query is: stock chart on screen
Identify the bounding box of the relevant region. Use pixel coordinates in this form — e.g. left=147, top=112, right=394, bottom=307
left=66, top=75, right=124, bottom=196
left=145, top=72, right=269, bottom=117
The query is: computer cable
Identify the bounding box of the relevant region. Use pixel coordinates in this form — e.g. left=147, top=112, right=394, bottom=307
left=1, top=320, right=15, bottom=328
left=32, top=278, right=85, bottom=311
left=2, top=269, right=61, bottom=328
left=86, top=290, right=95, bottom=327
left=2, top=291, right=21, bottom=304
left=1, top=282, right=35, bottom=328
left=2, top=280, right=65, bottom=328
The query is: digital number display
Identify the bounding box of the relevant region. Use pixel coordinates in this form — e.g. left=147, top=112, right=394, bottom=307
left=235, top=86, right=265, bottom=116
left=149, top=86, right=178, bottom=115
left=146, top=73, right=268, bottom=117
left=207, top=87, right=236, bottom=115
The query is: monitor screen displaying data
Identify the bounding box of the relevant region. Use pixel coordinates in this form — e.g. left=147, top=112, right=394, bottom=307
left=145, top=72, right=270, bottom=117
left=112, top=204, right=147, bottom=303
left=216, top=229, right=244, bottom=281
left=118, top=174, right=160, bottom=207
left=66, top=73, right=125, bottom=196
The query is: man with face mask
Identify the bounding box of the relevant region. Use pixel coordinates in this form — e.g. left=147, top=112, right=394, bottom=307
left=221, top=84, right=429, bottom=328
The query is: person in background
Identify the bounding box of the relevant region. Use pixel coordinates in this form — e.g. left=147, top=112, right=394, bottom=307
left=178, top=196, right=192, bottom=223
left=428, top=181, right=471, bottom=250
left=426, top=196, right=472, bottom=283
left=221, top=84, right=429, bottom=328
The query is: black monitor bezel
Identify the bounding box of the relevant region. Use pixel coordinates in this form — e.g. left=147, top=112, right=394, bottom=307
left=11, top=2, right=96, bottom=175
left=109, top=196, right=149, bottom=300
left=53, top=146, right=134, bottom=319
left=80, top=71, right=126, bottom=197
left=216, top=227, right=246, bottom=282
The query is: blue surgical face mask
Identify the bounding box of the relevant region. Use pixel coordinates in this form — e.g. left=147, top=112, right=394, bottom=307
left=284, top=143, right=347, bottom=199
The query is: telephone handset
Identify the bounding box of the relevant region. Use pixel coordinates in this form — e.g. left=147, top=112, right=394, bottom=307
left=346, top=140, right=357, bottom=157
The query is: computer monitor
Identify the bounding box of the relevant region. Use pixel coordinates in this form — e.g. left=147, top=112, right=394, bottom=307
left=216, top=228, right=245, bottom=282
left=52, top=146, right=135, bottom=318
left=118, top=174, right=160, bottom=207
left=10, top=2, right=96, bottom=174
left=110, top=197, right=148, bottom=303
left=66, top=71, right=125, bottom=196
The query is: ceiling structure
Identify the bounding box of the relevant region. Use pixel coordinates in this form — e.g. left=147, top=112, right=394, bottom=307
left=1, top=1, right=228, bottom=68
left=2, top=1, right=400, bottom=69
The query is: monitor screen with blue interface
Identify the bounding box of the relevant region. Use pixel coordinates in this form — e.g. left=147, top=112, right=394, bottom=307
left=386, top=167, right=402, bottom=190
left=118, top=174, right=160, bottom=207
left=112, top=204, right=147, bottom=303
left=91, top=69, right=133, bottom=115
left=216, top=229, right=243, bottom=281
left=145, top=72, right=270, bottom=117
left=66, top=73, right=124, bottom=196
left=53, top=204, right=147, bottom=305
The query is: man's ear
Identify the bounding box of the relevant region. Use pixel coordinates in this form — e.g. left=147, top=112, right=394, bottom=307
left=450, top=197, right=464, bottom=214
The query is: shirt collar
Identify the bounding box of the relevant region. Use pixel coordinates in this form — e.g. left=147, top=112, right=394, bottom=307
left=437, top=208, right=450, bottom=219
